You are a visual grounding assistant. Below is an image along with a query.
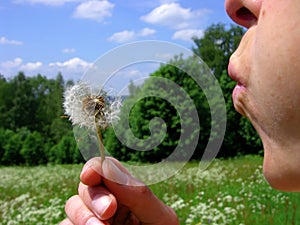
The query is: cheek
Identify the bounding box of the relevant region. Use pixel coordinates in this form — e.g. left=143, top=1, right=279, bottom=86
left=251, top=12, right=300, bottom=142
left=250, top=68, right=300, bottom=146
left=250, top=0, right=300, bottom=192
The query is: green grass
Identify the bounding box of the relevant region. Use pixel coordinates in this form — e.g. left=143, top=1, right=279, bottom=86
left=0, top=156, right=299, bottom=225
left=150, top=156, right=299, bottom=224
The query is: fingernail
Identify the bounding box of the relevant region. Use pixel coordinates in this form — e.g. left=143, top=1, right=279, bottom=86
left=92, top=195, right=112, bottom=217
left=102, top=159, right=129, bottom=184
left=80, top=164, right=89, bottom=178
left=86, top=217, right=103, bottom=225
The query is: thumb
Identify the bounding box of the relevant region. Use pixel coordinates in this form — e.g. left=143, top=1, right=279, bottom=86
left=101, top=158, right=179, bottom=225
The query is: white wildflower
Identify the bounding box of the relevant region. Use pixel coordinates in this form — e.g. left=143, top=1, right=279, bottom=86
left=224, top=194, right=233, bottom=202
left=63, top=82, right=122, bottom=130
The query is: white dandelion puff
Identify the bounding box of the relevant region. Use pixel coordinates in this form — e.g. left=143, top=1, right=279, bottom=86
left=63, top=82, right=122, bottom=129
left=63, top=82, right=122, bottom=162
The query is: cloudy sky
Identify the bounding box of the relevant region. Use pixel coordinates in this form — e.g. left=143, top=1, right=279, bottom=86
left=0, top=0, right=233, bottom=82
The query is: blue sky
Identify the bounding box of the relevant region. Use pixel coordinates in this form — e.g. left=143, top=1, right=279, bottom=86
left=0, top=0, right=233, bottom=82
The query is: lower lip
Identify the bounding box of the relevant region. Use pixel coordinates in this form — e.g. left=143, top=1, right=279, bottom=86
left=232, top=84, right=247, bottom=117
left=232, top=83, right=246, bottom=102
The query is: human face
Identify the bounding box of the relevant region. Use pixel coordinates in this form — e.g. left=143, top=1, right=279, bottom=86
left=225, top=0, right=300, bottom=192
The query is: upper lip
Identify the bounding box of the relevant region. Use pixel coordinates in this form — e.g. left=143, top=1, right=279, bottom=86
left=227, top=60, right=245, bottom=86
left=227, top=61, right=237, bottom=82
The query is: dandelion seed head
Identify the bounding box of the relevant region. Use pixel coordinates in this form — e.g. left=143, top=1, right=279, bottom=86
left=63, top=82, right=122, bottom=129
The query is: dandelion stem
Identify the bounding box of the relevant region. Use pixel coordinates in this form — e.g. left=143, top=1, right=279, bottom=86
left=95, top=122, right=105, bottom=163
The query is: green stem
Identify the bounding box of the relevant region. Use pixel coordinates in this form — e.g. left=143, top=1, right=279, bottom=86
left=95, top=122, right=105, bottom=164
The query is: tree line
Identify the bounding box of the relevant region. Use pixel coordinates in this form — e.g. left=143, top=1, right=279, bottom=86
left=0, top=23, right=262, bottom=166
left=0, top=73, right=83, bottom=165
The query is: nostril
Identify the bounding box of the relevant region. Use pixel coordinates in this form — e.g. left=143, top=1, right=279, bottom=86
left=236, top=7, right=257, bottom=22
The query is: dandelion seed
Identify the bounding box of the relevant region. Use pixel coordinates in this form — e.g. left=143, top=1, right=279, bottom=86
left=63, top=82, right=122, bottom=162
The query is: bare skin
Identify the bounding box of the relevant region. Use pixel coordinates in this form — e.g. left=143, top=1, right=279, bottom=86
left=60, top=157, right=179, bottom=225
left=226, top=0, right=300, bottom=191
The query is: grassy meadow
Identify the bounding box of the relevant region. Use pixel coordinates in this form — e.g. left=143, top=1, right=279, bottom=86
left=0, top=156, right=299, bottom=225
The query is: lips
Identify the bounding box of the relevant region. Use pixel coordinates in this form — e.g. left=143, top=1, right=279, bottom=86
left=228, top=60, right=248, bottom=87
left=227, top=61, right=238, bottom=83
left=227, top=61, right=247, bottom=116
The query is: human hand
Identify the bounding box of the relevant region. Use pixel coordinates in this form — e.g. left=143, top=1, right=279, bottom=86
left=60, top=157, right=179, bottom=225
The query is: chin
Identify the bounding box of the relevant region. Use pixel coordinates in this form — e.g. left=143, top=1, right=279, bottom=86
left=247, top=115, right=300, bottom=192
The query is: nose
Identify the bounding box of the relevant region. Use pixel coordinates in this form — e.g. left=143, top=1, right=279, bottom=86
left=225, top=0, right=262, bottom=28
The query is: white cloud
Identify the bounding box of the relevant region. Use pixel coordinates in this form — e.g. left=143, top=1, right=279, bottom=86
left=20, top=61, right=43, bottom=71
left=108, top=30, right=136, bottom=43
left=138, top=28, right=156, bottom=37
left=43, top=57, right=92, bottom=80
left=108, top=28, right=156, bottom=43
left=12, top=0, right=79, bottom=6
left=141, top=3, right=210, bottom=29
left=172, top=29, right=204, bottom=42
left=0, top=57, right=91, bottom=80
left=0, top=36, right=23, bottom=45
left=62, top=48, right=76, bottom=54
left=49, top=57, right=92, bottom=71
left=0, top=58, right=42, bottom=76
left=73, top=0, right=114, bottom=23
left=0, top=58, right=23, bottom=69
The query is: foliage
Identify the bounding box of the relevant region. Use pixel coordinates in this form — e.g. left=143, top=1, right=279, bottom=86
left=49, top=135, right=83, bottom=164
left=0, top=23, right=263, bottom=165
left=21, top=131, right=46, bottom=165
left=0, top=73, right=82, bottom=165
left=107, top=23, right=261, bottom=162
left=107, top=55, right=212, bottom=162
left=192, top=23, right=245, bottom=78
left=1, top=129, right=23, bottom=165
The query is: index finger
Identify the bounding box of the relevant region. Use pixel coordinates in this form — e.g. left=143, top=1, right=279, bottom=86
left=80, top=157, right=179, bottom=225
left=80, top=157, right=132, bottom=186
left=80, top=157, right=103, bottom=186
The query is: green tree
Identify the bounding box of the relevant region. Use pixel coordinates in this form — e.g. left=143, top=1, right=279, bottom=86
left=29, top=74, right=52, bottom=133
left=108, top=55, right=211, bottom=162
left=2, top=128, right=30, bottom=165
left=8, top=72, right=37, bottom=131
left=0, top=128, right=8, bottom=162
left=49, top=74, right=73, bottom=143
left=1, top=130, right=18, bottom=165
left=21, top=131, right=46, bottom=165
left=192, top=23, right=245, bottom=78
left=30, top=73, right=70, bottom=140
left=0, top=76, right=14, bottom=129
left=48, top=135, right=82, bottom=164
left=0, top=72, right=78, bottom=165
left=106, top=23, right=262, bottom=161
